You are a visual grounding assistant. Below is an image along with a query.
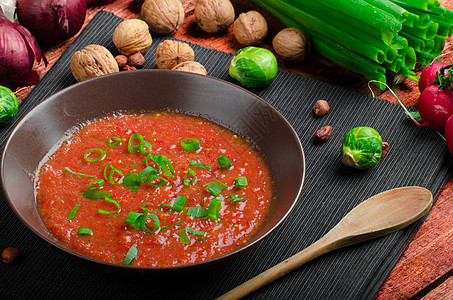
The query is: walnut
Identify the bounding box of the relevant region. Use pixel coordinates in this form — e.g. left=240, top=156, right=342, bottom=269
left=172, top=61, right=207, bottom=75
left=155, top=40, right=194, bottom=69
left=140, top=0, right=184, bottom=35
left=70, top=44, right=119, bottom=82
left=272, top=27, right=311, bottom=61
left=233, top=11, right=267, bottom=46
left=194, top=0, right=235, bottom=34
left=112, top=19, right=152, bottom=56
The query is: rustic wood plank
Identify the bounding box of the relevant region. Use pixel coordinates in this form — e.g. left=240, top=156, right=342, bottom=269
left=421, top=276, right=453, bottom=299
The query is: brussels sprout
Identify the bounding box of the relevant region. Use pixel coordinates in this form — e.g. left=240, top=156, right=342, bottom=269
left=0, top=85, right=18, bottom=126
left=229, top=46, right=278, bottom=88
left=341, top=126, right=382, bottom=169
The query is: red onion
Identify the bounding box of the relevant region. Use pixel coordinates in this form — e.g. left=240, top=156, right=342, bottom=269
left=0, top=8, right=47, bottom=89
left=17, top=0, right=87, bottom=45
left=445, top=115, right=453, bottom=155
left=86, top=0, right=115, bottom=5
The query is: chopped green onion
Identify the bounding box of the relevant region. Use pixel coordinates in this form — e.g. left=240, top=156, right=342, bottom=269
left=126, top=212, right=144, bottom=227
left=228, top=194, right=245, bottom=203
left=146, top=174, right=168, bottom=186
left=98, top=197, right=120, bottom=214
left=155, top=154, right=175, bottom=177
left=186, top=227, right=207, bottom=236
left=123, top=245, right=138, bottom=265
left=137, top=166, right=158, bottom=183
left=206, top=180, right=228, bottom=196
left=138, top=141, right=152, bottom=156
left=187, top=206, right=208, bottom=217
left=207, top=198, right=222, bottom=220
left=183, top=169, right=196, bottom=186
left=189, top=160, right=211, bottom=170
left=77, top=227, right=92, bottom=236
left=139, top=214, right=160, bottom=233
left=145, top=154, right=161, bottom=172
left=122, top=173, right=140, bottom=191
left=217, top=156, right=232, bottom=169
left=108, top=137, right=121, bottom=147
left=84, top=148, right=106, bottom=162
left=67, top=203, right=80, bottom=220
left=177, top=228, right=191, bottom=243
left=235, top=176, right=248, bottom=188
left=82, top=190, right=111, bottom=199
left=140, top=202, right=154, bottom=211
left=103, top=164, right=124, bottom=184
left=172, top=195, right=187, bottom=212
left=87, top=179, right=105, bottom=190
left=160, top=203, right=172, bottom=212
left=181, top=138, right=200, bottom=151
left=161, top=220, right=185, bottom=231
left=128, top=133, right=144, bottom=153
left=64, top=167, right=95, bottom=178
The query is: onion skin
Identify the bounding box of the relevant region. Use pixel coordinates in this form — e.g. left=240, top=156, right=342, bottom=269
left=445, top=115, right=453, bottom=155
left=17, top=0, right=87, bottom=45
left=418, top=85, right=453, bottom=132
left=419, top=62, right=448, bottom=93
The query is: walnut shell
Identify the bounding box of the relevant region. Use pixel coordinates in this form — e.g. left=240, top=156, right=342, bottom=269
left=234, top=11, right=267, bottom=46
left=172, top=61, right=207, bottom=75
left=194, top=0, right=235, bottom=34
left=155, top=40, right=195, bottom=69
left=70, top=44, right=119, bottom=82
left=272, top=27, right=311, bottom=61
left=141, top=0, right=184, bottom=35
left=113, top=19, right=152, bottom=56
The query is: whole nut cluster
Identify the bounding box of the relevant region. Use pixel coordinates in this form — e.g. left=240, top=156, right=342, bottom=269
left=314, top=125, right=332, bottom=144
left=2, top=247, right=19, bottom=264
left=313, top=100, right=330, bottom=117
left=156, top=40, right=195, bottom=69
left=233, top=11, right=268, bottom=46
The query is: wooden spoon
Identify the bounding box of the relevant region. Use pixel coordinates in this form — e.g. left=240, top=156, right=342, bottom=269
left=217, top=186, right=433, bottom=300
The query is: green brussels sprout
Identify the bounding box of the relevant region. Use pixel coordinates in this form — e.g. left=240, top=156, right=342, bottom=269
left=229, top=46, right=278, bottom=88
left=0, top=85, right=18, bottom=126
left=341, top=126, right=382, bottom=169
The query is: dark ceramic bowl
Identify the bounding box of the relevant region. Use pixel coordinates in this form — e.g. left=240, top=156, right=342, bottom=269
left=1, top=70, right=305, bottom=273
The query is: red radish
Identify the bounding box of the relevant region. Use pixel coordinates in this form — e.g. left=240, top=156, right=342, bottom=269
left=445, top=115, right=453, bottom=155
left=419, top=62, right=448, bottom=92
left=417, top=84, right=453, bottom=132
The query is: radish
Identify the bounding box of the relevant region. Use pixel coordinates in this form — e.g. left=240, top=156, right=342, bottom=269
left=445, top=115, right=453, bottom=155
left=419, top=62, right=448, bottom=92
left=417, top=84, right=453, bottom=132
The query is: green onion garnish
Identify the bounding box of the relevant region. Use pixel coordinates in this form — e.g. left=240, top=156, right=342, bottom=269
left=103, top=164, right=124, bottom=184
left=183, top=169, right=196, bottom=186
left=228, top=194, right=245, bottom=203
left=108, top=137, right=121, bottom=147
left=156, top=154, right=175, bottom=177
left=77, top=227, right=92, bottom=236
left=84, top=148, right=106, bottom=162
left=64, top=167, right=95, bottom=178
left=207, top=198, right=221, bottom=220
left=137, top=166, right=158, bottom=183
left=161, top=220, right=185, bottom=231
left=187, top=206, right=208, bottom=217
left=217, top=156, right=232, bottom=169
left=82, top=190, right=111, bottom=199
left=177, top=228, right=191, bottom=243
left=87, top=179, right=105, bottom=190
left=122, top=173, right=140, bottom=191
left=98, top=197, right=120, bottom=214
left=235, top=176, right=248, bottom=188
left=206, top=180, right=228, bottom=196
left=139, top=214, right=160, bottom=233
left=145, top=154, right=161, bottom=172
left=126, top=212, right=143, bottom=227
left=146, top=174, right=168, bottom=186
left=123, top=245, right=138, bottom=265
left=172, top=195, right=187, bottom=212
left=186, top=227, right=207, bottom=236
left=160, top=203, right=172, bottom=212
left=138, top=141, right=152, bottom=156
left=189, top=160, right=211, bottom=170
left=181, top=138, right=200, bottom=151
left=67, top=203, right=80, bottom=220
left=128, top=133, right=144, bottom=153
left=140, top=202, right=154, bottom=211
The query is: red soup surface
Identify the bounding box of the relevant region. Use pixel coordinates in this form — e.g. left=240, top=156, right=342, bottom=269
left=35, top=112, right=273, bottom=267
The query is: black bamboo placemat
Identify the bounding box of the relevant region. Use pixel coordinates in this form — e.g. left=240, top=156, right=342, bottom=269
left=1, top=11, right=452, bottom=299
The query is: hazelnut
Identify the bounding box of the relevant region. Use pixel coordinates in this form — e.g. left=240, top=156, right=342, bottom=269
left=128, top=52, right=146, bottom=68
left=123, top=65, right=137, bottom=71
left=70, top=44, right=120, bottom=82
left=194, top=0, right=235, bottom=33
left=113, top=19, right=152, bottom=56
left=234, top=11, right=268, bottom=46
left=314, top=126, right=332, bottom=144
left=141, top=0, right=184, bottom=35
left=115, top=55, right=128, bottom=68
left=2, top=247, right=19, bottom=264
left=313, top=100, right=330, bottom=117
left=155, top=40, right=195, bottom=70
left=172, top=61, right=207, bottom=75
left=272, top=27, right=311, bottom=61
left=381, top=142, right=389, bottom=158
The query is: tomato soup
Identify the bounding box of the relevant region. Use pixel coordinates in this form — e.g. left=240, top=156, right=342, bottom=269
left=35, top=112, right=273, bottom=267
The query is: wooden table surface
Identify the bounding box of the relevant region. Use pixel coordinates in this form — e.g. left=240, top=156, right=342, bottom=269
left=12, top=0, right=453, bottom=298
